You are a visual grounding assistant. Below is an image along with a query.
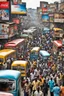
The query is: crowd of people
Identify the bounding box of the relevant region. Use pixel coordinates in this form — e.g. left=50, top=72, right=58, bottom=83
left=21, top=30, right=64, bottom=96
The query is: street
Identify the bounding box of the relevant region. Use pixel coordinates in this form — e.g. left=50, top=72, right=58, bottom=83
left=0, top=0, right=64, bottom=96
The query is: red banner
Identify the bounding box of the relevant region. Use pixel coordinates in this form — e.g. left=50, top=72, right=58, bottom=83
left=42, top=8, right=47, bottom=13
left=13, top=18, right=20, bottom=24
left=0, top=2, right=9, bottom=9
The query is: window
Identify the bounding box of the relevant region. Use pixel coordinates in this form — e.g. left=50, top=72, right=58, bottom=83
left=0, top=79, right=16, bottom=92
left=12, top=66, right=25, bottom=71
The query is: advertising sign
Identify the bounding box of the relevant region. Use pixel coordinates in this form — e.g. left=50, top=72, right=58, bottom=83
left=49, top=14, right=54, bottom=22
left=0, top=23, right=16, bottom=39
left=0, top=24, right=9, bottom=39
left=42, top=7, right=48, bottom=13
left=42, top=14, right=49, bottom=22
left=11, top=3, right=27, bottom=15
left=0, top=0, right=11, bottom=22
left=0, top=2, right=9, bottom=9
left=0, top=9, right=9, bottom=20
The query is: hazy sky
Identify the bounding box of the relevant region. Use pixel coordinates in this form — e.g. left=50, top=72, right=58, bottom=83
left=22, top=0, right=60, bottom=9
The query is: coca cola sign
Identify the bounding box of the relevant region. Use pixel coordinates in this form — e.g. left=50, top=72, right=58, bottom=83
left=0, top=2, right=9, bottom=9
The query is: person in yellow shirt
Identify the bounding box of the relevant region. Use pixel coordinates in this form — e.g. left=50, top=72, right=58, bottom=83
left=32, top=78, right=40, bottom=94
left=39, top=76, right=45, bottom=89
left=39, top=79, right=43, bottom=89
left=59, top=72, right=63, bottom=80
left=33, top=60, right=37, bottom=68
left=42, top=76, right=45, bottom=86
left=52, top=64, right=56, bottom=72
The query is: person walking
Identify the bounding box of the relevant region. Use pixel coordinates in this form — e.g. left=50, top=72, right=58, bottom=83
left=34, top=87, right=43, bottom=96
left=48, top=78, right=55, bottom=96
left=32, top=78, right=40, bottom=95
left=24, top=80, right=30, bottom=96
left=53, top=84, right=60, bottom=96
left=42, top=80, right=49, bottom=96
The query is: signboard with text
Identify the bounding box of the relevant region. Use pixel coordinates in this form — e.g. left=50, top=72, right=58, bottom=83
left=42, top=7, right=48, bottom=13
left=49, top=14, right=54, bottom=22
left=11, top=3, right=27, bottom=15
left=0, top=23, right=16, bottom=39
left=0, top=0, right=11, bottom=22
left=42, top=13, right=49, bottom=22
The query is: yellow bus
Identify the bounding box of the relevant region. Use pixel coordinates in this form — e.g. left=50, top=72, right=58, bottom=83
left=11, top=60, right=30, bottom=77
left=0, top=49, right=16, bottom=69
left=30, top=47, right=40, bottom=60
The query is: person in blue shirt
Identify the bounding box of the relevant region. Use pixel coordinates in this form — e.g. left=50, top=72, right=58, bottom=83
left=53, top=84, right=60, bottom=96
left=48, top=78, right=55, bottom=96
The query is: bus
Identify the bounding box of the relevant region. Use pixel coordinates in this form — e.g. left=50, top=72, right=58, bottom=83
left=53, top=28, right=63, bottom=40
left=39, top=50, right=50, bottom=60
left=23, top=28, right=37, bottom=37
left=42, top=27, right=50, bottom=35
left=0, top=70, right=21, bottom=96
left=4, top=39, right=25, bottom=59
left=11, top=60, right=30, bottom=77
left=30, top=47, right=40, bottom=61
left=0, top=49, right=16, bottom=69
left=53, top=40, right=62, bottom=54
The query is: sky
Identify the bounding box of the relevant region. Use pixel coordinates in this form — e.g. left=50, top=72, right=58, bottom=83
left=22, top=0, right=60, bottom=9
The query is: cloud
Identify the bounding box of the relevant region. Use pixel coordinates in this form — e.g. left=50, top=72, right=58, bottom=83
left=22, top=0, right=60, bottom=9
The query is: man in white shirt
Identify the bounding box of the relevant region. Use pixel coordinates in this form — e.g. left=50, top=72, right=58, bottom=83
left=34, top=87, right=43, bottom=96
left=34, top=68, right=37, bottom=77
left=30, top=72, right=34, bottom=81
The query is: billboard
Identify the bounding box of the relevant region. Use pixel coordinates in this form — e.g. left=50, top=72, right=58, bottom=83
left=42, top=7, right=48, bottom=13
left=0, top=23, right=16, bottom=39
left=42, top=13, right=49, bottom=22
left=0, top=0, right=11, bottom=22
left=11, top=3, right=27, bottom=15
left=0, top=9, right=9, bottom=20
